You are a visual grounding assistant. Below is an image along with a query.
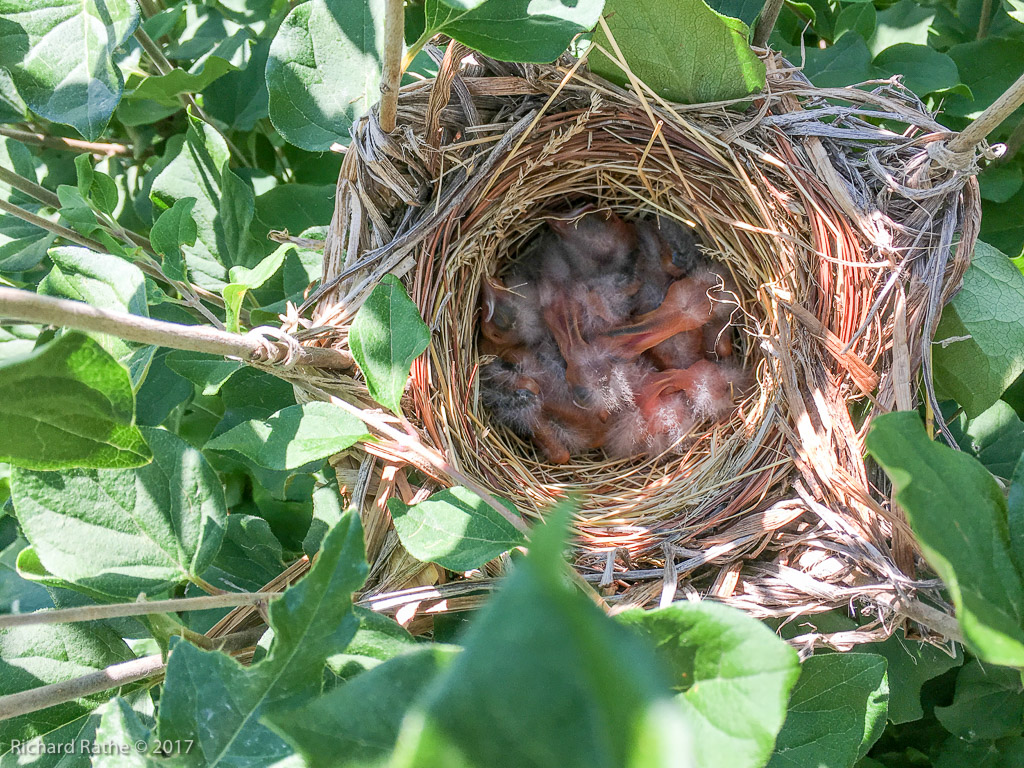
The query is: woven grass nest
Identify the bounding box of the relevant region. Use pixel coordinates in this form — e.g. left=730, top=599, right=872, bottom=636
left=285, top=43, right=983, bottom=643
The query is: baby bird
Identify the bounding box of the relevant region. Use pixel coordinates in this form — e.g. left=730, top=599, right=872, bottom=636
left=648, top=360, right=750, bottom=422
left=604, top=367, right=696, bottom=459
left=479, top=359, right=573, bottom=464
left=479, top=275, right=548, bottom=352
left=601, top=274, right=724, bottom=361
left=548, top=208, right=638, bottom=275
left=656, top=216, right=704, bottom=278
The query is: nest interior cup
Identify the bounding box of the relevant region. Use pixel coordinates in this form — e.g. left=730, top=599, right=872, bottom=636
left=305, top=46, right=980, bottom=622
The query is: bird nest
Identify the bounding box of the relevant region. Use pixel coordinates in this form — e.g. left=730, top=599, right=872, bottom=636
left=284, top=44, right=982, bottom=642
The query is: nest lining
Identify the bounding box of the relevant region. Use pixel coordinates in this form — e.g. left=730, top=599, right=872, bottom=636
left=285, top=45, right=982, bottom=634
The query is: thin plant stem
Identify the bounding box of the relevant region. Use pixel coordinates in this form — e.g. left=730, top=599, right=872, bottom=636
left=379, top=0, right=405, bottom=133
left=753, top=0, right=786, bottom=48
left=0, top=592, right=283, bottom=628
left=977, top=0, right=993, bottom=39
left=0, top=126, right=130, bottom=157
left=0, top=287, right=356, bottom=370
left=0, top=165, right=61, bottom=208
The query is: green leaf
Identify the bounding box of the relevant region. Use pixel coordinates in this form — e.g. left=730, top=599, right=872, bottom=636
left=421, top=0, right=605, bottom=63
left=0, top=622, right=134, bottom=752
left=0, top=332, right=151, bottom=470
left=165, top=351, right=244, bottom=396
left=933, top=241, right=1024, bottom=417
left=38, top=247, right=147, bottom=317
left=955, top=400, right=1024, bottom=482
left=0, top=137, right=55, bottom=273
left=863, top=629, right=963, bottom=724
left=203, top=38, right=270, bottom=132
left=388, top=486, right=525, bottom=571
left=872, top=44, right=961, bottom=97
left=935, top=734, right=1024, bottom=768
left=618, top=601, right=801, bottom=768
left=11, top=427, right=226, bottom=600
left=867, top=411, right=1024, bottom=666
left=944, top=39, right=1024, bottom=119
left=767, top=654, right=888, bottom=768
left=349, top=274, right=430, bottom=414
left=0, top=0, right=139, bottom=138
left=390, top=502, right=695, bottom=767
left=95, top=698, right=159, bottom=766
left=934, top=659, right=1024, bottom=740
left=150, top=114, right=257, bottom=288
left=266, top=0, right=386, bottom=151
left=867, top=0, right=936, bottom=56
left=265, top=646, right=459, bottom=768
left=202, top=514, right=284, bottom=593
left=588, top=0, right=765, bottom=104
left=150, top=198, right=198, bottom=282
left=157, top=512, right=368, bottom=767
left=800, top=33, right=876, bottom=88
left=128, top=56, right=238, bottom=107
left=835, top=3, right=876, bottom=40
left=222, top=243, right=292, bottom=332
left=205, top=401, right=370, bottom=470
left=74, top=154, right=119, bottom=216
left=980, top=163, right=1024, bottom=204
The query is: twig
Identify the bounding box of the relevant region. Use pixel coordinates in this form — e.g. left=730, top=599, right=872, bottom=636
left=0, top=196, right=108, bottom=252
left=0, top=288, right=355, bottom=370
left=947, top=70, right=1024, bottom=155
left=977, top=0, right=993, bottom=39
left=0, top=592, right=284, bottom=629
left=753, top=0, right=786, bottom=48
left=0, top=126, right=130, bottom=157
left=0, top=165, right=61, bottom=208
left=134, top=29, right=247, bottom=165
left=0, top=627, right=265, bottom=721
left=379, top=0, right=405, bottom=133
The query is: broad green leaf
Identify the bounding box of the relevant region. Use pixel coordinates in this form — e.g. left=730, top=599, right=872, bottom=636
left=944, top=39, right=1024, bottom=119
left=955, top=400, right=1024, bottom=482
left=0, top=0, right=139, bottom=138
left=863, top=629, right=962, bottom=724
left=0, top=622, right=134, bottom=753
left=767, top=654, right=888, bottom=768
left=150, top=114, right=257, bottom=288
left=934, top=734, right=1024, bottom=768
left=128, top=56, right=238, bottom=107
left=933, top=241, right=1024, bottom=417
left=38, top=247, right=147, bottom=317
left=391, top=503, right=696, bottom=768
left=349, top=274, right=430, bottom=414
left=388, top=486, right=525, bottom=571
left=1007, top=452, right=1024, bottom=576
left=165, top=351, right=244, bottom=396
left=0, top=332, right=151, bottom=469
left=1, top=711, right=103, bottom=766
left=252, top=184, right=335, bottom=244
left=800, top=33, right=876, bottom=88
left=266, top=0, right=386, bottom=151
left=150, top=198, right=198, bottom=282
left=419, top=0, right=603, bottom=63
left=265, top=646, right=459, bottom=768
left=588, top=0, right=765, bottom=104
left=834, top=3, right=876, bottom=40
left=222, top=243, right=291, bottom=332
left=303, top=483, right=347, bottom=558
left=74, top=154, right=118, bottom=216
left=619, top=601, right=801, bottom=768
left=871, top=44, right=961, bottom=97
left=157, top=513, right=368, bottom=768
left=934, top=659, right=1024, bottom=740
left=981, top=187, right=1024, bottom=259
left=11, top=427, right=226, bottom=599
left=0, top=137, right=54, bottom=273
left=202, top=514, right=284, bottom=593
left=203, top=38, right=270, bottom=132
left=868, top=626, right=962, bottom=724
left=135, top=348, right=193, bottom=427
left=867, top=0, right=935, bottom=56
left=94, top=698, right=160, bottom=766
left=205, top=401, right=370, bottom=470
left=867, top=411, right=1024, bottom=666
left=980, top=163, right=1024, bottom=204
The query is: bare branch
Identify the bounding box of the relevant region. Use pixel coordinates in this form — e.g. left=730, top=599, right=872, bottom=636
left=379, top=0, right=405, bottom=133
left=0, top=126, right=130, bottom=157
left=0, top=288, right=355, bottom=370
